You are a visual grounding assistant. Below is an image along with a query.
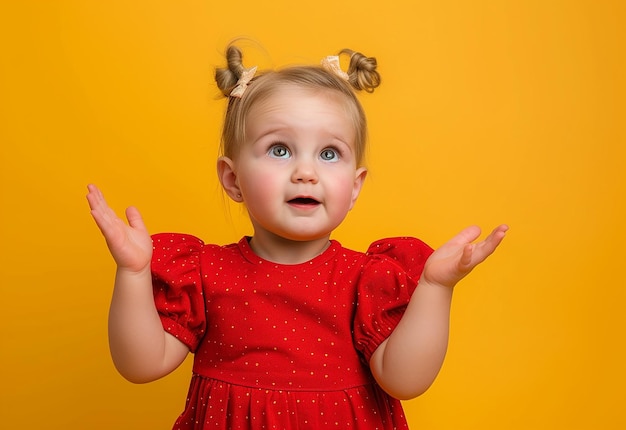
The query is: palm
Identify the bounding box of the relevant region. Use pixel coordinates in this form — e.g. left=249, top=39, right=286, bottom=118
left=422, top=225, right=508, bottom=288
left=86, top=184, right=153, bottom=272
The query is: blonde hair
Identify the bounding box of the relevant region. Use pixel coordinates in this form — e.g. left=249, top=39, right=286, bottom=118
left=215, top=44, right=381, bottom=166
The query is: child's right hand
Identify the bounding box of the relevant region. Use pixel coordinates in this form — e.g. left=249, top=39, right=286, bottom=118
left=86, top=184, right=153, bottom=273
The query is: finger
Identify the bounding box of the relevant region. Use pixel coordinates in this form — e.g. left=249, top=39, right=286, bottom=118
left=125, top=206, right=148, bottom=233
left=86, top=184, right=116, bottom=220
left=484, top=224, right=509, bottom=248
left=86, top=184, right=104, bottom=212
left=87, top=185, right=124, bottom=236
left=472, top=225, right=508, bottom=261
left=87, top=185, right=110, bottom=229
left=450, top=225, right=482, bottom=246
left=89, top=204, right=121, bottom=238
left=459, top=243, right=474, bottom=268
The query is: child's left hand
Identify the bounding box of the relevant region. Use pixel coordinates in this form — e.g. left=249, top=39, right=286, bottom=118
left=422, top=225, right=508, bottom=288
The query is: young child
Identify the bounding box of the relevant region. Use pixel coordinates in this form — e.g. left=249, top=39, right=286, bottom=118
left=87, top=44, right=508, bottom=429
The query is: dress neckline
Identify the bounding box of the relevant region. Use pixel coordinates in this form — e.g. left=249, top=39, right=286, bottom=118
left=237, top=236, right=342, bottom=268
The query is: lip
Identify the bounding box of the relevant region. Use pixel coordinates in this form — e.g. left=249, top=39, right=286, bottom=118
left=287, top=196, right=321, bottom=208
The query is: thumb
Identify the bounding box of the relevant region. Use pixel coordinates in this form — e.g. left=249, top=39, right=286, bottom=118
left=125, top=206, right=148, bottom=232
left=452, top=225, right=482, bottom=245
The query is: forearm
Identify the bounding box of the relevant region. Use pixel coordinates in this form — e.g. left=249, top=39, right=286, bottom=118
left=370, top=280, right=454, bottom=400
left=108, top=267, right=188, bottom=383
left=370, top=224, right=508, bottom=399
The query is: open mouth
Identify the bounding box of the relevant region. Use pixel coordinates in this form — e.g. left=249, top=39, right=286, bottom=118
left=288, top=197, right=320, bottom=206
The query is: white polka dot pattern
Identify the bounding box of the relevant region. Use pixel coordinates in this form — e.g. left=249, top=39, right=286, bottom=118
left=151, top=234, right=433, bottom=429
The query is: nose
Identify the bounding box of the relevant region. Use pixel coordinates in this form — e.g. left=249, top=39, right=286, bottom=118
left=291, top=158, right=319, bottom=183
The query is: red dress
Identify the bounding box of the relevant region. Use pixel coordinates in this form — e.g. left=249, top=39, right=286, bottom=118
left=151, top=234, right=433, bottom=429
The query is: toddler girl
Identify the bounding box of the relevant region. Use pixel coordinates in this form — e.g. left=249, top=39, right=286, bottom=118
left=87, top=43, right=507, bottom=429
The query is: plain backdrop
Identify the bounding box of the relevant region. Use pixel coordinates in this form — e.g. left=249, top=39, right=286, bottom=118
left=1, top=1, right=624, bottom=428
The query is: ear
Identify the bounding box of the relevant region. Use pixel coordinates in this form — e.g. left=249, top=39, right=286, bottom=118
left=217, top=156, right=244, bottom=202
left=349, top=167, right=368, bottom=210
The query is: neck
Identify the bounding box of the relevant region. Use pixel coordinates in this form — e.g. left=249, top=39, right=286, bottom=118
left=249, top=232, right=331, bottom=264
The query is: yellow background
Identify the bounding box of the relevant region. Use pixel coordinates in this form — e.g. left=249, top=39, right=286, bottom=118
left=1, top=1, right=624, bottom=428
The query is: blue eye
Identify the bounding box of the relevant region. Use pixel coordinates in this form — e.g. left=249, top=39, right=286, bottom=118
left=320, top=148, right=339, bottom=162
left=269, top=145, right=290, bottom=158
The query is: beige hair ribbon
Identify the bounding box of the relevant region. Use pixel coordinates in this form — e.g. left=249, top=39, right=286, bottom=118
left=230, top=66, right=258, bottom=98
left=321, top=56, right=349, bottom=81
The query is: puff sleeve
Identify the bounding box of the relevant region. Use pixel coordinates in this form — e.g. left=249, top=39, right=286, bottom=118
left=151, top=233, right=206, bottom=352
left=353, top=237, right=434, bottom=362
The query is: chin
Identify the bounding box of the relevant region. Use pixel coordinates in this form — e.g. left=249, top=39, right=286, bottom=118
left=278, top=230, right=332, bottom=242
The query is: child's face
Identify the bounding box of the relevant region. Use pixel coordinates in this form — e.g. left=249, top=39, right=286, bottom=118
left=230, top=86, right=367, bottom=242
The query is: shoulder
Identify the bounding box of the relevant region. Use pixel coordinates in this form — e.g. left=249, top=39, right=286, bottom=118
left=366, top=237, right=433, bottom=260
left=334, top=237, right=433, bottom=264
left=362, top=237, right=434, bottom=282
left=152, top=233, right=205, bottom=249
left=151, top=233, right=243, bottom=267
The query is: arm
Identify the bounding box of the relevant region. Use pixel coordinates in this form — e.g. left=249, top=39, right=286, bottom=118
left=369, top=224, right=508, bottom=400
left=87, top=184, right=189, bottom=383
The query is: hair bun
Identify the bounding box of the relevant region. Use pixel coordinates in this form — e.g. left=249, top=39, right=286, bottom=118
left=340, top=49, right=381, bottom=93
left=215, top=45, right=247, bottom=97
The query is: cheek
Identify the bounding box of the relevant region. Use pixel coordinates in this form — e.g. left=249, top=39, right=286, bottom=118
left=327, top=171, right=359, bottom=206
left=239, top=166, right=281, bottom=200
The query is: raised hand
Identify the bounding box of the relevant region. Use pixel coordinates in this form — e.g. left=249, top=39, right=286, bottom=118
left=422, top=224, right=508, bottom=288
left=86, top=184, right=153, bottom=273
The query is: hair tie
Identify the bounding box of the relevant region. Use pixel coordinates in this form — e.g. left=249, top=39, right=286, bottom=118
left=230, top=66, right=258, bottom=98
left=321, top=56, right=349, bottom=81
